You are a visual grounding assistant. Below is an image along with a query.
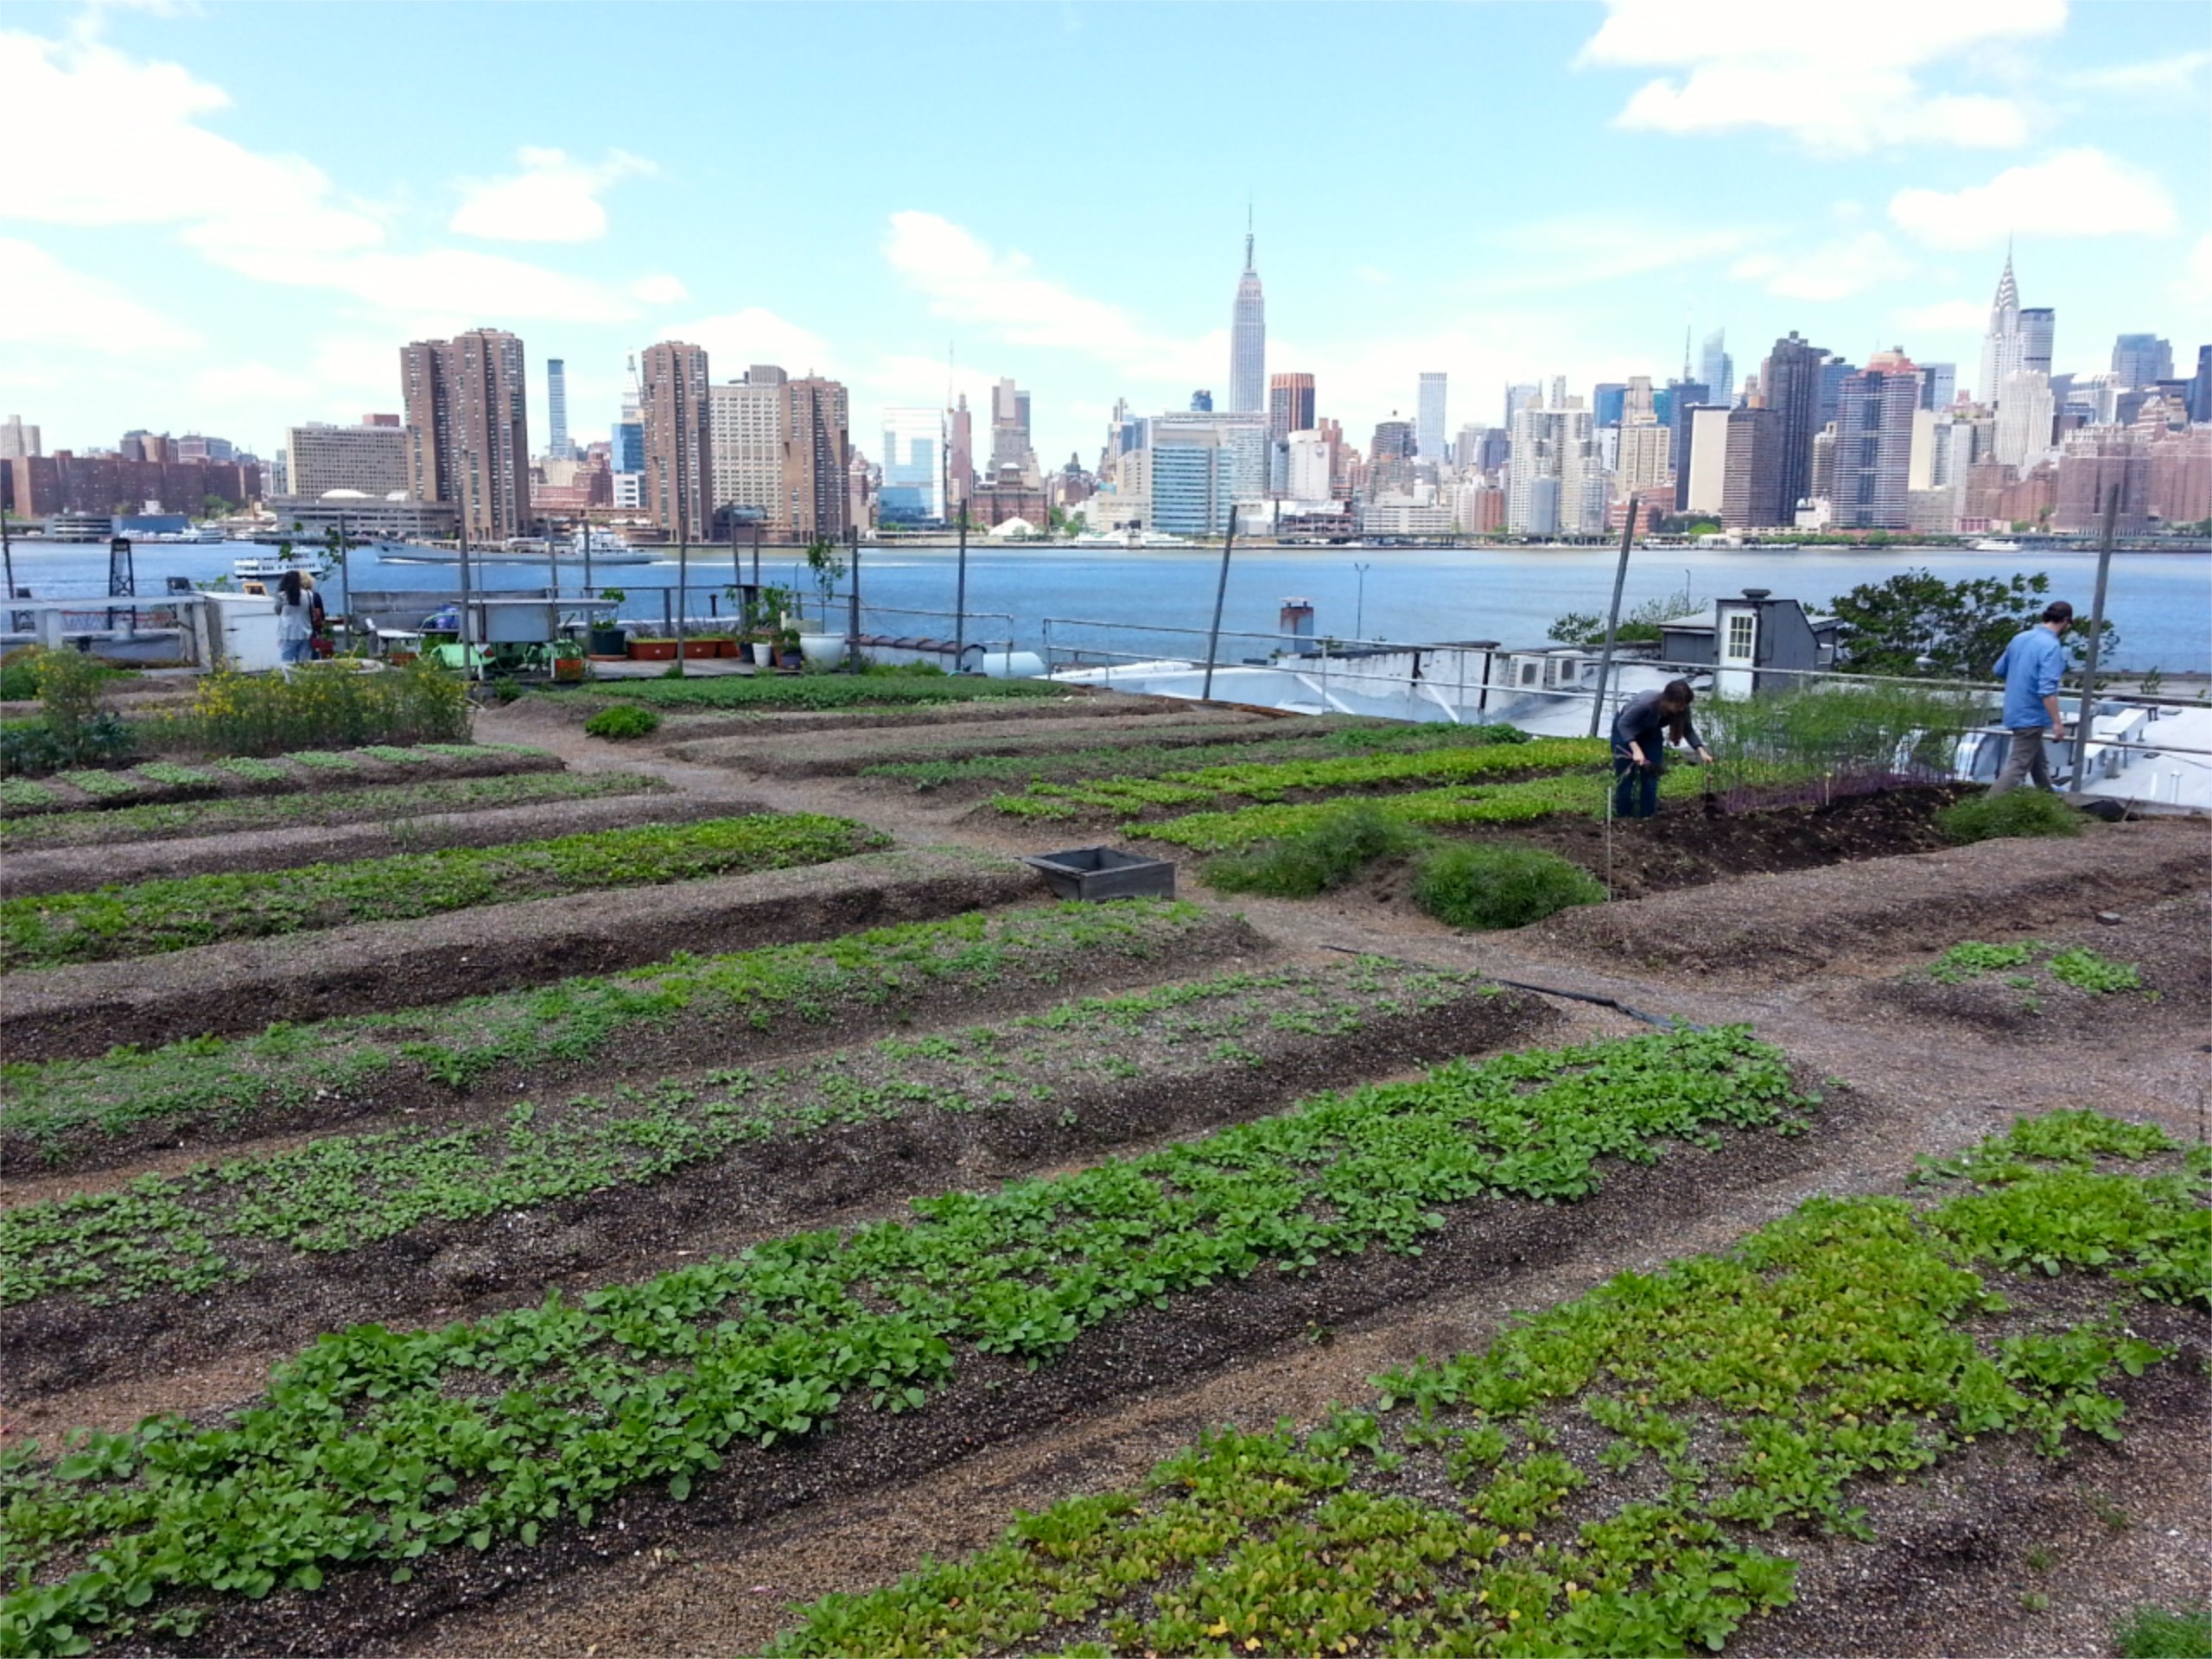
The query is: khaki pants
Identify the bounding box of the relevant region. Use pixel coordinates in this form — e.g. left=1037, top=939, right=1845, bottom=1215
left=1989, top=726, right=2052, bottom=797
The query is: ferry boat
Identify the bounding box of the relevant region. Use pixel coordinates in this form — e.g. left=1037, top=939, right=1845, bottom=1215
left=1972, top=537, right=2023, bottom=552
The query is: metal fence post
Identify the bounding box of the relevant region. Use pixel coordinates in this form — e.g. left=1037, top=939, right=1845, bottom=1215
left=2068, top=484, right=2120, bottom=792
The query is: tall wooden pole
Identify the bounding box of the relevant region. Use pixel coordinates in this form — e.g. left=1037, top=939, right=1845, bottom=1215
left=2067, top=483, right=2120, bottom=793
left=954, top=507, right=969, bottom=665
left=1586, top=500, right=1640, bottom=738
left=1201, top=505, right=1239, bottom=703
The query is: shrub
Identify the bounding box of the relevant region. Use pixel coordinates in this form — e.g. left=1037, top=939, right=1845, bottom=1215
left=1413, top=842, right=1605, bottom=930
left=146, top=658, right=468, bottom=757
left=1936, top=788, right=2082, bottom=845
left=585, top=704, right=662, bottom=740
left=1202, top=804, right=1424, bottom=897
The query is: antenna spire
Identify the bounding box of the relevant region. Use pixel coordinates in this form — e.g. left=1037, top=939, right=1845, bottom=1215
left=1243, top=197, right=1254, bottom=273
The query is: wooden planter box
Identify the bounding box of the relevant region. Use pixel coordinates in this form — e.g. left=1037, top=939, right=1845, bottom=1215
left=627, top=639, right=679, bottom=662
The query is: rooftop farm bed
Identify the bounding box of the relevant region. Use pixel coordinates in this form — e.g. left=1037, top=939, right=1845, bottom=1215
left=763, top=1110, right=2207, bottom=1659
left=1, top=961, right=1554, bottom=1396
left=0, top=1027, right=1837, bottom=1654
left=669, top=710, right=1289, bottom=777
left=0, top=743, right=559, bottom=817
left=582, top=674, right=1073, bottom=713
left=0, top=846, right=1037, bottom=1065
left=1, top=791, right=747, bottom=899
left=0, top=770, right=668, bottom=854
left=0, top=813, right=884, bottom=972
left=0, top=899, right=1258, bottom=1173
left=1860, top=892, right=2209, bottom=1039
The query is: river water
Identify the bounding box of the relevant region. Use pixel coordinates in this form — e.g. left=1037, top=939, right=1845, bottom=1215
left=9, top=538, right=2208, bottom=672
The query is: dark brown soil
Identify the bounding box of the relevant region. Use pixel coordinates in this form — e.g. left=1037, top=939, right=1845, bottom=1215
left=1, top=746, right=562, bottom=817
left=1528, top=817, right=2212, bottom=979
left=0, top=847, right=1039, bottom=1065
left=1857, top=890, right=2212, bottom=1039
left=3, top=983, right=1553, bottom=1401
left=0, top=790, right=741, bottom=898
left=119, top=1093, right=1852, bottom=1658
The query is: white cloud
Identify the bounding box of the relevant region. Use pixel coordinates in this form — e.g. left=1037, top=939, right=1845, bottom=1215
left=449, top=147, right=654, bottom=245
left=672, top=308, right=836, bottom=377
left=2177, top=234, right=2212, bottom=308
left=632, top=273, right=689, bottom=305
left=194, top=362, right=315, bottom=402
left=1731, top=231, right=1914, bottom=301
left=1580, top=0, right=2063, bottom=153
left=1478, top=215, right=1764, bottom=292
left=0, top=237, right=200, bottom=353
left=2063, top=48, right=2212, bottom=91
left=1889, top=148, right=2178, bottom=248
left=1898, top=298, right=1994, bottom=331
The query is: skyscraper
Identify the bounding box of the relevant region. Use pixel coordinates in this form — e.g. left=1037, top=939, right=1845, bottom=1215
left=707, top=365, right=789, bottom=527
left=1719, top=408, right=1783, bottom=530
left=782, top=375, right=851, bottom=541
left=1230, top=222, right=1265, bottom=415
left=2190, top=345, right=2212, bottom=425
left=1, top=416, right=41, bottom=461
left=1415, top=372, right=1447, bottom=460
left=1268, top=373, right=1316, bottom=442
left=1503, top=384, right=1539, bottom=429
left=639, top=340, right=711, bottom=543
left=1980, top=250, right=2024, bottom=404
left=2110, top=334, right=2173, bottom=390
left=1698, top=329, right=1733, bottom=407
left=1830, top=349, right=1921, bottom=530
left=400, top=327, right=531, bottom=542
left=947, top=395, right=973, bottom=512
left=878, top=407, right=944, bottom=523
left=546, top=358, right=569, bottom=461
left=2019, top=308, right=2055, bottom=378
left=989, top=377, right=1039, bottom=483
left=1506, top=391, right=1599, bottom=535
left=1993, top=371, right=2056, bottom=469
left=1918, top=363, right=1957, bottom=411
left=1666, top=379, right=1709, bottom=508
left=1763, top=332, right=1826, bottom=519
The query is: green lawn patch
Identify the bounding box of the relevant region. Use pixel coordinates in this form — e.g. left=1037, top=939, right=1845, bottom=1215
left=0, top=813, right=882, bottom=972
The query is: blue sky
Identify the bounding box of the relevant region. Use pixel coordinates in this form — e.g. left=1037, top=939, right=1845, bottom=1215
left=4, top=0, right=2207, bottom=470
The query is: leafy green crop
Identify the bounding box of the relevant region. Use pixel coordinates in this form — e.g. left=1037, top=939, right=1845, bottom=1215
left=1936, top=789, right=2083, bottom=844
left=1, top=960, right=1484, bottom=1307
left=0, top=813, right=881, bottom=971
left=0, top=772, right=668, bottom=853
left=583, top=705, right=661, bottom=740
left=1414, top=842, right=1605, bottom=929
left=0, top=899, right=1230, bottom=1159
left=766, top=1110, right=2204, bottom=1659
left=992, top=736, right=1605, bottom=821
left=587, top=675, right=1065, bottom=711
left=1923, top=941, right=2144, bottom=996
left=0, top=743, right=557, bottom=819
left=0, top=1027, right=1818, bottom=1652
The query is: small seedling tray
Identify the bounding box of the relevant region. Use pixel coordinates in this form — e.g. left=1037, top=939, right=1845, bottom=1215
left=1020, top=845, right=1177, bottom=902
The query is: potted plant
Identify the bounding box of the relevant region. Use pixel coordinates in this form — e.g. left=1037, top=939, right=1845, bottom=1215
left=588, top=589, right=628, bottom=658
left=798, top=538, right=848, bottom=666
left=747, top=583, right=796, bottom=666
left=627, top=636, right=679, bottom=662
left=775, top=622, right=804, bottom=671
left=682, top=634, right=733, bottom=659
left=549, top=639, right=588, bottom=683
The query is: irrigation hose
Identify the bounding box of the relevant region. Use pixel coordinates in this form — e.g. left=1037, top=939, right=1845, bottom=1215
left=1317, top=944, right=1701, bottom=1032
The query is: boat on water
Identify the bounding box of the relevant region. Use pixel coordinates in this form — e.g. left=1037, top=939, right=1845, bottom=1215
left=1972, top=538, right=2023, bottom=552
left=232, top=551, right=323, bottom=581
left=1071, top=529, right=1192, bottom=550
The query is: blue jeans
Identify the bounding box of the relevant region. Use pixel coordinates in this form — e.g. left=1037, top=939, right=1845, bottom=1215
left=1612, top=753, right=1660, bottom=818
left=280, top=637, right=315, bottom=664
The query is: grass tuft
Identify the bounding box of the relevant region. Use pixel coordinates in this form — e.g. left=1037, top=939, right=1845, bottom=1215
left=1936, top=789, right=2082, bottom=844
left=583, top=705, right=662, bottom=741
left=1413, top=842, right=1605, bottom=930
left=2117, top=1605, right=2212, bottom=1659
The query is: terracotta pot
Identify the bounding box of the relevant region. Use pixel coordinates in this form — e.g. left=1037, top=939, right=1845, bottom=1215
left=627, top=639, right=678, bottom=661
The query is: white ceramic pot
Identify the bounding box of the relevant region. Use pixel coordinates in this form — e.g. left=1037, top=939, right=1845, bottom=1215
left=798, top=632, right=846, bottom=667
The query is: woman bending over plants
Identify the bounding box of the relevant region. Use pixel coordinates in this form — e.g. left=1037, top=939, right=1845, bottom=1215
left=1610, top=678, right=1712, bottom=820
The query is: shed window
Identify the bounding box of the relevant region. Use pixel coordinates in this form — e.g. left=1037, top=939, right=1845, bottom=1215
left=1725, top=613, right=1756, bottom=659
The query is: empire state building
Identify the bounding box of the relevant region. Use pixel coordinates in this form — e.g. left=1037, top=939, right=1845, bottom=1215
left=1230, top=226, right=1265, bottom=415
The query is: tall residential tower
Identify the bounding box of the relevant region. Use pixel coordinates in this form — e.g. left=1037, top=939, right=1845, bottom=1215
left=400, top=327, right=531, bottom=543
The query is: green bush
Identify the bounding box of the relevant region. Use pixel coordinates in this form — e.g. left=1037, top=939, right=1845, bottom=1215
left=584, top=704, right=662, bottom=740
left=2117, top=1605, right=2212, bottom=1659
left=1203, top=804, right=1423, bottom=897
left=1936, top=788, right=2083, bottom=845
left=144, top=658, right=468, bottom=757
left=1413, top=842, right=1605, bottom=930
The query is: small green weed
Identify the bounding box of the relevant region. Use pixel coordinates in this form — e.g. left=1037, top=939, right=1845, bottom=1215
left=2116, top=1605, right=2211, bottom=1659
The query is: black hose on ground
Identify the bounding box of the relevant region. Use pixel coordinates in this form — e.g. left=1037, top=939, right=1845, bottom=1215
left=1318, top=943, right=1700, bottom=1032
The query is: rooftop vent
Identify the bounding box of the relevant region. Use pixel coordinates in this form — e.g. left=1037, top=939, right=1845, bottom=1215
left=1741, top=588, right=1772, bottom=600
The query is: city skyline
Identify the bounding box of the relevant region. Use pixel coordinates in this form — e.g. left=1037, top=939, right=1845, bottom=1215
left=3, top=1, right=2207, bottom=469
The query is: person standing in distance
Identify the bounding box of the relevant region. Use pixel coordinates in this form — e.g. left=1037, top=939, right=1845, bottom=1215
left=1610, top=678, right=1713, bottom=819
left=273, top=569, right=316, bottom=678
left=1987, top=601, right=2072, bottom=797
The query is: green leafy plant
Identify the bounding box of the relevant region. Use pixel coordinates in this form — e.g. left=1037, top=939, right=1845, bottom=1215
left=143, top=658, right=468, bottom=757
left=1936, top=790, right=2083, bottom=844
left=1202, top=804, right=1423, bottom=896
left=0, top=812, right=883, bottom=971
left=1414, top=842, right=1606, bottom=930
left=584, top=675, right=1064, bottom=712
left=583, top=705, right=661, bottom=741
left=2116, top=1604, right=2212, bottom=1659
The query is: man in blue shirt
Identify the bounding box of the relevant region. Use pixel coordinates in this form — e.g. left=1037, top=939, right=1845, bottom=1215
left=1987, top=600, right=2073, bottom=796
